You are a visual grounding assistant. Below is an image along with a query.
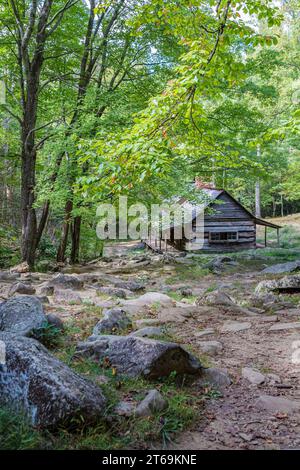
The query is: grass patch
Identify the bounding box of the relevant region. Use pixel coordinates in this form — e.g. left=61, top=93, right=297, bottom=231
left=0, top=407, right=42, bottom=450
left=165, top=264, right=210, bottom=284
left=0, top=361, right=204, bottom=450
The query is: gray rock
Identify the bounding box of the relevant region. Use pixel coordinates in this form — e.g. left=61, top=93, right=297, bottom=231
left=268, top=321, right=300, bottom=332
left=54, top=289, right=82, bottom=304
left=194, top=328, right=215, bottom=338
left=158, top=306, right=199, bottom=324
left=112, top=279, right=144, bottom=292
left=135, top=389, right=168, bottom=417
left=49, top=273, right=84, bottom=290
left=198, top=290, right=234, bottom=307
left=255, top=275, right=300, bottom=296
left=38, top=284, right=54, bottom=296
left=0, top=271, right=20, bottom=281
left=93, top=308, right=132, bottom=335
left=180, top=288, right=193, bottom=297
left=135, top=319, right=160, bottom=328
left=122, top=292, right=175, bottom=315
left=8, top=282, right=36, bottom=297
left=0, top=296, right=46, bottom=336
left=242, top=367, right=265, bottom=385
left=261, top=260, right=300, bottom=275
left=94, top=375, right=110, bottom=385
left=0, top=333, right=106, bottom=428
left=220, top=321, right=251, bottom=333
left=250, top=293, right=278, bottom=308
left=97, top=286, right=128, bottom=299
left=46, top=314, right=64, bottom=331
left=114, top=400, right=135, bottom=417
left=75, top=335, right=202, bottom=379
left=198, top=367, right=232, bottom=389
left=254, top=395, right=300, bottom=413
left=198, top=341, right=223, bottom=356
left=130, top=327, right=163, bottom=338
left=36, top=296, right=49, bottom=304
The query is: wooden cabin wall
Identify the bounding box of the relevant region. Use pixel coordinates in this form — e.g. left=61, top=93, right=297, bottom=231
left=188, top=193, right=256, bottom=252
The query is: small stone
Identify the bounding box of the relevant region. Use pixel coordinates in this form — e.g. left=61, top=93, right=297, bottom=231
left=94, top=375, right=110, bottom=385
left=220, top=321, right=251, bottom=333
left=114, top=401, right=135, bottom=417
left=180, top=288, right=193, bottom=297
left=239, top=433, right=253, bottom=442
left=198, top=341, right=223, bottom=356
left=135, top=389, right=168, bottom=417
left=93, top=308, right=132, bottom=335
left=198, top=367, right=232, bottom=389
left=266, top=373, right=281, bottom=384
left=242, top=367, right=265, bottom=386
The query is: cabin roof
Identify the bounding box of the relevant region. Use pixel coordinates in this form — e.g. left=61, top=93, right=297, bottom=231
left=180, top=188, right=281, bottom=229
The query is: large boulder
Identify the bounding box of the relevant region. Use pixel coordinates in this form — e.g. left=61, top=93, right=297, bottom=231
left=75, top=335, right=202, bottom=379
left=255, top=275, right=300, bottom=296
left=261, top=260, right=300, bottom=275
left=0, top=333, right=106, bottom=429
left=0, top=296, right=46, bottom=336
left=48, top=273, right=84, bottom=290
left=93, top=308, right=132, bottom=335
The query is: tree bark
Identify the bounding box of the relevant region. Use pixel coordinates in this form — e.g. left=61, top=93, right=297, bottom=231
left=70, top=215, right=81, bottom=264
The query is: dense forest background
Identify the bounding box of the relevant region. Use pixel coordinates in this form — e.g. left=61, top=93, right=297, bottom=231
left=0, top=0, right=299, bottom=268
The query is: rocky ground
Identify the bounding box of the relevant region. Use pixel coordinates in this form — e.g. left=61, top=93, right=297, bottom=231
left=1, top=243, right=300, bottom=449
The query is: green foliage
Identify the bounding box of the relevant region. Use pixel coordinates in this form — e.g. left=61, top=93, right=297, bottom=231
left=30, top=322, right=63, bottom=350
left=0, top=408, right=41, bottom=450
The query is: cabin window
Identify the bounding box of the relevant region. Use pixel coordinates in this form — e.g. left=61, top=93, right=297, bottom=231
left=209, top=231, right=238, bottom=243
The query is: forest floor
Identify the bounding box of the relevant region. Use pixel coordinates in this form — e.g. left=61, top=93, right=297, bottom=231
left=1, top=220, right=300, bottom=449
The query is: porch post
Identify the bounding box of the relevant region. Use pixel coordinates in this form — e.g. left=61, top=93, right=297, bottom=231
left=277, top=228, right=280, bottom=247
left=265, top=226, right=267, bottom=247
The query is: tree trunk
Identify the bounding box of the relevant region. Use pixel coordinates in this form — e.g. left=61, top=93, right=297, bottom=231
left=20, top=122, right=38, bottom=268
left=56, top=200, right=73, bottom=263
left=255, top=180, right=261, bottom=218
left=70, top=216, right=81, bottom=264
left=255, top=144, right=261, bottom=218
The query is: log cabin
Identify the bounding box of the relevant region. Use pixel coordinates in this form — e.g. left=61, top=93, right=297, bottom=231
left=145, top=187, right=281, bottom=253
